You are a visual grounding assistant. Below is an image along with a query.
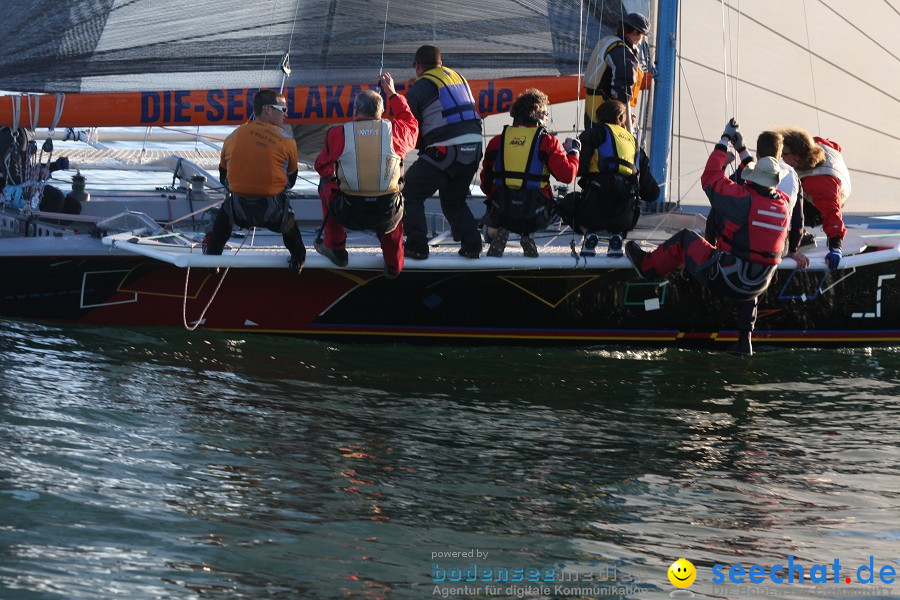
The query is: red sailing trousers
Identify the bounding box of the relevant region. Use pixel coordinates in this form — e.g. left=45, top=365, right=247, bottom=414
left=319, top=181, right=405, bottom=273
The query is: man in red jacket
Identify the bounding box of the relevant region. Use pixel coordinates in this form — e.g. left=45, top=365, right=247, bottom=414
left=625, top=120, right=791, bottom=355
left=314, top=71, right=418, bottom=278
left=779, top=127, right=851, bottom=270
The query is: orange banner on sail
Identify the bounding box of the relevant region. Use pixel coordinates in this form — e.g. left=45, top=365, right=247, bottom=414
left=0, top=77, right=580, bottom=128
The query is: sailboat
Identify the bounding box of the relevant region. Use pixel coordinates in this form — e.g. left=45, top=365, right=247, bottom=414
left=1, top=0, right=899, bottom=348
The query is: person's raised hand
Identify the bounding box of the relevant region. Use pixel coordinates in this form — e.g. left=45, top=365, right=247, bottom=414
left=721, top=118, right=739, bottom=143
left=380, top=72, right=396, bottom=97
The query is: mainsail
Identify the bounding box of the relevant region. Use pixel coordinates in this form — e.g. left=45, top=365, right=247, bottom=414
left=0, top=0, right=632, bottom=127
left=0, top=0, right=626, bottom=93
left=669, top=0, right=900, bottom=214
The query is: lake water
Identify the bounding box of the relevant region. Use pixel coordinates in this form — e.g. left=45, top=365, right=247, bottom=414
left=1, top=318, right=899, bottom=599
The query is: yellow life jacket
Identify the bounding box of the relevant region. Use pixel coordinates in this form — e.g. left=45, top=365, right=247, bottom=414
left=494, top=126, right=549, bottom=190
left=336, top=119, right=401, bottom=196
left=588, top=123, right=637, bottom=177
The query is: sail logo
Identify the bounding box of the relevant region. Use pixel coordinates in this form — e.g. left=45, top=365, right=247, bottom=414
left=509, top=136, right=527, bottom=146
left=126, top=79, right=561, bottom=126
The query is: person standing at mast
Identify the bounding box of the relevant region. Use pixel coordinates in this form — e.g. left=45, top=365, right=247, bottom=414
left=583, top=12, right=651, bottom=131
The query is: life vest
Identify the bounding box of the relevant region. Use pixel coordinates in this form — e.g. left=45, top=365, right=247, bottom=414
left=583, top=35, right=644, bottom=121
left=417, top=67, right=480, bottom=134
left=493, top=126, right=548, bottom=190
left=587, top=123, right=637, bottom=177
left=336, top=119, right=401, bottom=196
left=720, top=189, right=790, bottom=266
left=799, top=143, right=851, bottom=206
left=489, top=126, right=551, bottom=222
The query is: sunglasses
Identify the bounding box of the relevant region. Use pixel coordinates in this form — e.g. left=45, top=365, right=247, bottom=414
left=268, top=104, right=288, bottom=114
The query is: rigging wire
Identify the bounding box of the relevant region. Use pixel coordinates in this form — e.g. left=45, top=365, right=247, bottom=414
left=259, top=0, right=280, bottom=88
left=676, top=0, right=682, bottom=207
left=801, top=0, right=822, bottom=135
left=574, top=0, right=585, bottom=134
left=720, top=0, right=731, bottom=119
left=581, top=0, right=606, bottom=136
left=280, top=0, right=303, bottom=92
left=734, top=0, right=741, bottom=120
left=379, top=0, right=390, bottom=75
left=675, top=56, right=711, bottom=202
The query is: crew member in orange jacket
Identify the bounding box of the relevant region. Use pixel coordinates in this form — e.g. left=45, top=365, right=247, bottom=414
left=206, top=89, right=306, bottom=273
left=314, top=71, right=418, bottom=278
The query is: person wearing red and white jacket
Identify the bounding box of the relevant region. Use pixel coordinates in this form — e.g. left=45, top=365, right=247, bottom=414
left=780, top=127, right=851, bottom=270
left=314, top=71, right=418, bottom=278
left=625, top=120, right=791, bottom=355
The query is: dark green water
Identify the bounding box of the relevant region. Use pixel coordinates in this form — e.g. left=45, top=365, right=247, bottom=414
left=1, top=319, right=899, bottom=599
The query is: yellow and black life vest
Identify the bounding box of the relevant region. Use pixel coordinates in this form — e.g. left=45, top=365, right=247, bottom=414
left=588, top=123, right=637, bottom=177
left=493, top=125, right=549, bottom=190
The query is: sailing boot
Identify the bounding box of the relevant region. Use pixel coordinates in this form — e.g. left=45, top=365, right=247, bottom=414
left=383, top=263, right=400, bottom=280
left=580, top=232, right=599, bottom=257
left=487, top=227, right=509, bottom=257
left=404, top=243, right=429, bottom=260
left=314, top=240, right=349, bottom=267
left=728, top=330, right=753, bottom=356
left=458, top=242, right=482, bottom=259
left=799, top=230, right=817, bottom=248
left=607, top=233, right=624, bottom=258
left=520, top=233, right=539, bottom=258
left=624, top=241, right=659, bottom=279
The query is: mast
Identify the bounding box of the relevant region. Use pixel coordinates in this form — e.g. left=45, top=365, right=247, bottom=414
left=648, top=0, right=678, bottom=206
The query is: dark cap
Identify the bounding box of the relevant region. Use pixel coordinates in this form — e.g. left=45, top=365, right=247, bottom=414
left=624, top=13, right=651, bottom=34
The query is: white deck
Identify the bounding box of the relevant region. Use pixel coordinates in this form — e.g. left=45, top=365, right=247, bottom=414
left=98, top=228, right=899, bottom=273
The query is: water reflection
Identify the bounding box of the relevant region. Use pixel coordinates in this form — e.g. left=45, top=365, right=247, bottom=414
left=1, top=320, right=900, bottom=597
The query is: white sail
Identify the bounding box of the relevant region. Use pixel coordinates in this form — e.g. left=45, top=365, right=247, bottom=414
left=670, top=0, right=900, bottom=215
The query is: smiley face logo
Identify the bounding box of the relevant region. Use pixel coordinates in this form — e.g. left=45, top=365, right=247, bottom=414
left=668, top=558, right=696, bottom=588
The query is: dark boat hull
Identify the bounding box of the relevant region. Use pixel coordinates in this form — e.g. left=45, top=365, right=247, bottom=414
left=2, top=251, right=899, bottom=348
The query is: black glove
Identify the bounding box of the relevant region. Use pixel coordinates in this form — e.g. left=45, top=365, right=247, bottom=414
left=721, top=118, right=739, bottom=143
left=563, top=137, right=581, bottom=154
left=49, top=156, right=69, bottom=172
left=732, top=130, right=745, bottom=152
